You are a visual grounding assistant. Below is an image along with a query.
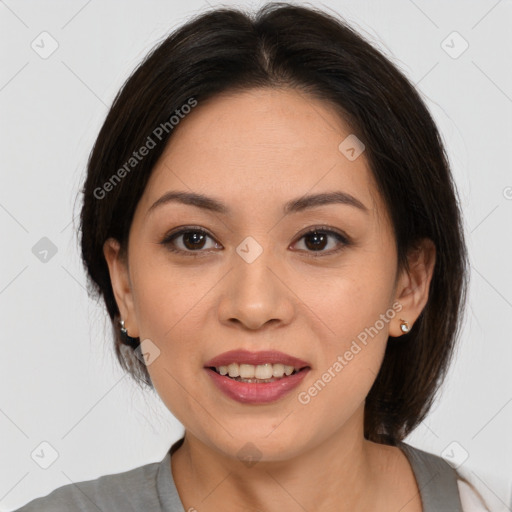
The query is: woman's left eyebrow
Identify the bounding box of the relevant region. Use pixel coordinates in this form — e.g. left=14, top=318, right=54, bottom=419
left=146, top=190, right=369, bottom=218
left=283, top=191, right=369, bottom=215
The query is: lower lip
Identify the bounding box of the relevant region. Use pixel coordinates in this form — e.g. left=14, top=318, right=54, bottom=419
left=205, top=367, right=310, bottom=404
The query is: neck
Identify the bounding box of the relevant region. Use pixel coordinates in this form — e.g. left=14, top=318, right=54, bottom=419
left=170, top=406, right=389, bottom=512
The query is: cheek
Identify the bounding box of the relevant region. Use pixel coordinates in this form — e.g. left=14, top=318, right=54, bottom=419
left=128, top=253, right=220, bottom=419
left=296, top=253, right=396, bottom=349
left=292, top=276, right=394, bottom=438
left=293, top=254, right=396, bottom=403
left=130, top=249, right=213, bottom=342
left=304, top=282, right=392, bottom=391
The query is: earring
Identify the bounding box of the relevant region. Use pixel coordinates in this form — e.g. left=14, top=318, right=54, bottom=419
left=119, top=318, right=140, bottom=348
left=399, top=318, right=410, bottom=334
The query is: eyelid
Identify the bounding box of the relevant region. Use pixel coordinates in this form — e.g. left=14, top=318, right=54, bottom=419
left=293, top=224, right=349, bottom=244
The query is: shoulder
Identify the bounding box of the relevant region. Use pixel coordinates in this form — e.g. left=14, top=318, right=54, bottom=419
left=398, top=442, right=492, bottom=512
left=12, top=459, right=162, bottom=512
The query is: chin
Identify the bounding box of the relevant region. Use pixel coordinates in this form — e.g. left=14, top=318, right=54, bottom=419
left=203, top=424, right=311, bottom=463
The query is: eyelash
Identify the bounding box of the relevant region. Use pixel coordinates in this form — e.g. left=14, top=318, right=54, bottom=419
left=159, top=225, right=351, bottom=258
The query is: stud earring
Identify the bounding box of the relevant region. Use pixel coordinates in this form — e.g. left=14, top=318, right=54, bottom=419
left=399, top=318, right=409, bottom=334
left=119, top=318, right=140, bottom=348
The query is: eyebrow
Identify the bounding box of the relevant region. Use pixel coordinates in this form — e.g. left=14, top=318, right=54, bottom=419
left=146, top=190, right=369, bottom=217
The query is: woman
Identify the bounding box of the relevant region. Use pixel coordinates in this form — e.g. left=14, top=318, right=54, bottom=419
left=14, top=2, right=490, bottom=511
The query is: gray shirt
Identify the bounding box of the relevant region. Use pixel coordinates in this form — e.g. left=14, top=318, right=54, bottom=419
left=13, top=438, right=463, bottom=512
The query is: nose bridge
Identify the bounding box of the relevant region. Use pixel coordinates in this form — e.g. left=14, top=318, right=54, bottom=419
left=219, top=234, right=293, bottom=329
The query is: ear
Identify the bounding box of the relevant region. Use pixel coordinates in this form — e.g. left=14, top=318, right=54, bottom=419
left=103, top=237, right=140, bottom=338
left=389, top=238, right=436, bottom=338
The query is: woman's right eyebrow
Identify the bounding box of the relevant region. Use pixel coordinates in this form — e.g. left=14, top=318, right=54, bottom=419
left=145, top=190, right=369, bottom=219
left=146, top=191, right=229, bottom=217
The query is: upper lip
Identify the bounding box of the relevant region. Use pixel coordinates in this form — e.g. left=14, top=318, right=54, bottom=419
left=204, top=350, right=310, bottom=369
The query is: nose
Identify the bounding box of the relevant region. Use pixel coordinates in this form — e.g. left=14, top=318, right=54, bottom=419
left=217, top=246, right=295, bottom=331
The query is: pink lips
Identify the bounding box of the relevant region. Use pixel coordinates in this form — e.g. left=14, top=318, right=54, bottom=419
left=203, top=349, right=311, bottom=404
left=204, top=349, right=310, bottom=369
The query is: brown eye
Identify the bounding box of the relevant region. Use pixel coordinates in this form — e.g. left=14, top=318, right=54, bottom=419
left=180, top=231, right=207, bottom=250
left=161, top=227, right=221, bottom=255
left=304, top=231, right=329, bottom=251
left=293, top=228, right=350, bottom=256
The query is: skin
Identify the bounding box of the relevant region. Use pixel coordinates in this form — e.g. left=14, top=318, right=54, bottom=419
left=104, top=87, right=436, bottom=512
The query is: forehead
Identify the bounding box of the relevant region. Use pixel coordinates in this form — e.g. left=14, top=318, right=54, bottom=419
left=140, top=87, right=381, bottom=218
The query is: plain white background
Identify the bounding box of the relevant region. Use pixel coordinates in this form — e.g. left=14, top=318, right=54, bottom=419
left=1, top=0, right=511, bottom=510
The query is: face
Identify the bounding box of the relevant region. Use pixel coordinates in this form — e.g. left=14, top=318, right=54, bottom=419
left=104, top=87, right=429, bottom=462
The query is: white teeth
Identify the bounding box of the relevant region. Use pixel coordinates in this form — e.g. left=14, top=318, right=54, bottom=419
left=227, top=363, right=239, bottom=377
left=216, top=363, right=298, bottom=379
left=273, top=364, right=285, bottom=378
left=254, top=364, right=273, bottom=380
left=239, top=364, right=255, bottom=378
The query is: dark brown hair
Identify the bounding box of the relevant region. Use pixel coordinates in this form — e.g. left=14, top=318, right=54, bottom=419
left=79, top=2, right=468, bottom=445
